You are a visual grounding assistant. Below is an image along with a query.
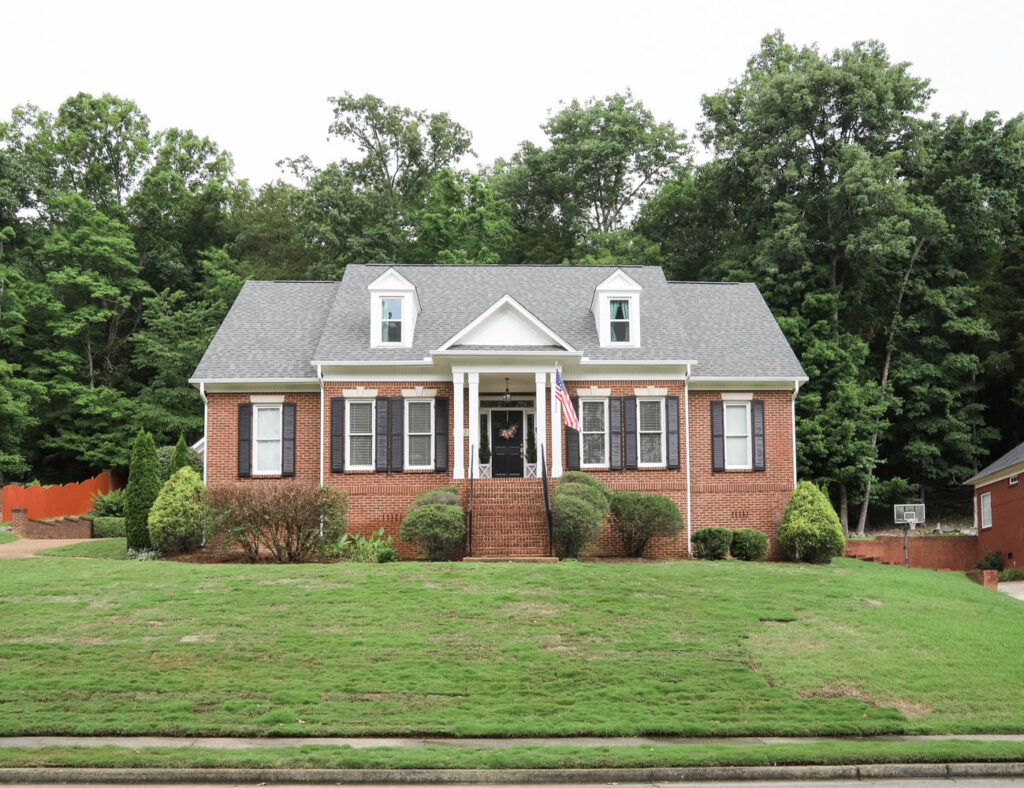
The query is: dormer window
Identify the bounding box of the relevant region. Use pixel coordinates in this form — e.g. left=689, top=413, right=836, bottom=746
left=610, top=299, right=630, bottom=343
left=381, top=297, right=403, bottom=343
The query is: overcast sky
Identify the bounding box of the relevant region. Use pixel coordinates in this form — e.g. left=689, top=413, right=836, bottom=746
left=4, top=0, right=1023, bottom=185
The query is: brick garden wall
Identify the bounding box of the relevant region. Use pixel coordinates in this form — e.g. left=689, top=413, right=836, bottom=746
left=11, top=508, right=93, bottom=539
left=844, top=534, right=979, bottom=571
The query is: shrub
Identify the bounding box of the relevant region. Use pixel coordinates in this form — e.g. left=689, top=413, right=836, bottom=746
left=339, top=527, right=398, bottom=563
left=90, top=488, right=125, bottom=517
left=400, top=504, right=465, bottom=561
left=977, top=550, right=1004, bottom=571
left=691, top=526, right=732, bottom=560
left=998, top=568, right=1022, bottom=582
left=125, top=430, right=161, bottom=550
left=553, top=481, right=610, bottom=518
left=92, top=516, right=126, bottom=538
left=609, top=491, right=684, bottom=558
left=206, top=483, right=347, bottom=563
left=777, top=481, right=845, bottom=563
left=551, top=494, right=603, bottom=559
left=561, top=471, right=611, bottom=504
left=168, top=434, right=191, bottom=477
left=730, top=528, right=769, bottom=561
left=157, top=443, right=203, bottom=481
left=147, top=468, right=207, bottom=555
left=413, top=486, right=460, bottom=508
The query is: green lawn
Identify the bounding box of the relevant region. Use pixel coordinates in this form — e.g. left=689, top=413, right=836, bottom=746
left=0, top=557, right=1021, bottom=737
left=0, top=529, right=17, bottom=544
left=38, top=537, right=125, bottom=559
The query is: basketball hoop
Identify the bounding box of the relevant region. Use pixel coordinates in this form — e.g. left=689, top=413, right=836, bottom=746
left=905, top=510, right=917, bottom=530
left=894, top=503, right=925, bottom=530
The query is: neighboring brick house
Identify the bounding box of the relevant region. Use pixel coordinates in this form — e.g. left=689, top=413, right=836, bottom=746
left=191, top=265, right=807, bottom=559
left=967, top=441, right=1024, bottom=569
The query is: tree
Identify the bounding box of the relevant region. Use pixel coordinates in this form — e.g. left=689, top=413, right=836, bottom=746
left=125, top=429, right=160, bottom=550
left=168, top=434, right=190, bottom=477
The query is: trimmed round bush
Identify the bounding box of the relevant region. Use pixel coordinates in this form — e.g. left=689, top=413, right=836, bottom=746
left=92, top=516, right=126, bottom=538
left=553, top=481, right=610, bottom=518
left=609, top=491, right=684, bottom=558
left=730, top=528, right=768, bottom=561
left=413, top=486, right=460, bottom=508
left=560, top=471, right=611, bottom=504
left=777, top=481, right=845, bottom=563
left=125, top=429, right=161, bottom=550
left=148, top=467, right=206, bottom=554
left=552, top=494, right=603, bottom=559
left=691, top=526, right=732, bottom=560
left=400, top=503, right=465, bottom=561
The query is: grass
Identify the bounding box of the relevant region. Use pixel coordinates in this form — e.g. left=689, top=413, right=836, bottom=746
left=0, top=557, right=1022, bottom=737
left=1, top=740, right=1024, bottom=769
left=0, top=531, right=17, bottom=544
left=38, top=537, right=126, bottom=559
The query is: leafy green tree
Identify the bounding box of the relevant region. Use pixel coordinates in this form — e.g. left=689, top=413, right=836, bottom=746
left=125, top=429, right=160, bottom=550
left=168, top=434, right=190, bottom=477
left=228, top=180, right=316, bottom=279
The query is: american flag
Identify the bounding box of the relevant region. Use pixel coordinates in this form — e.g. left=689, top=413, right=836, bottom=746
left=554, top=369, right=580, bottom=431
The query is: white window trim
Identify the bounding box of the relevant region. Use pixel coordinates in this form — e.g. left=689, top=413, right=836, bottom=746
left=252, top=404, right=283, bottom=476
left=579, top=398, right=609, bottom=469
left=603, top=294, right=639, bottom=348
left=980, top=491, right=993, bottom=530
left=724, top=401, right=753, bottom=471
left=1010, top=475, right=1019, bottom=486
left=637, top=397, right=666, bottom=468
left=404, top=398, right=435, bottom=470
left=345, top=399, right=375, bottom=472
left=379, top=295, right=405, bottom=346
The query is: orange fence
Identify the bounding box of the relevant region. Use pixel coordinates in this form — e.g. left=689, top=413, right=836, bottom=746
left=2, top=470, right=120, bottom=522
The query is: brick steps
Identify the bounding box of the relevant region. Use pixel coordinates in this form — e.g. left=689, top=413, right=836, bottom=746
left=467, top=478, right=552, bottom=557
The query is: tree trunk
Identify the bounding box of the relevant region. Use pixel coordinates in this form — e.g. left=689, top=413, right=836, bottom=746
left=839, top=482, right=849, bottom=537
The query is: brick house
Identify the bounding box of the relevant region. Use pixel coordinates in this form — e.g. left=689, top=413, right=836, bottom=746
left=190, top=265, right=807, bottom=559
left=967, top=441, right=1024, bottom=569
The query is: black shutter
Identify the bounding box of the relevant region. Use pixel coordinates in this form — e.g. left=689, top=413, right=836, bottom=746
left=281, top=402, right=296, bottom=477
left=238, top=403, right=252, bottom=477
left=666, top=395, right=680, bottom=470
left=624, top=396, right=638, bottom=470
left=389, top=396, right=404, bottom=472
left=711, top=400, right=725, bottom=472
left=609, top=397, right=623, bottom=470
left=752, top=399, right=766, bottom=471
left=565, top=396, right=580, bottom=471
left=434, top=397, right=449, bottom=472
left=375, top=397, right=389, bottom=472
left=330, top=397, right=345, bottom=473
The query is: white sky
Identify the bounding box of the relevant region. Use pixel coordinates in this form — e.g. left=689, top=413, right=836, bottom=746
left=4, top=0, right=1023, bottom=185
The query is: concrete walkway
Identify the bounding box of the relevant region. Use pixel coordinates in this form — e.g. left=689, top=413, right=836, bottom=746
left=998, top=581, right=1024, bottom=601
left=3, top=733, right=1024, bottom=749
left=0, top=538, right=90, bottom=559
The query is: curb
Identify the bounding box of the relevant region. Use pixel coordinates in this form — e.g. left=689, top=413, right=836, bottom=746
left=4, top=763, right=1024, bottom=784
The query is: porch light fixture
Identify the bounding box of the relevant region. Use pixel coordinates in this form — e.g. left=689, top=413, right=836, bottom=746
left=503, top=377, right=511, bottom=404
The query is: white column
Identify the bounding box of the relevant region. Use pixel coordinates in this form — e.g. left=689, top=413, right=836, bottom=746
left=534, top=371, right=546, bottom=475
left=550, top=368, right=562, bottom=478
left=453, top=372, right=465, bottom=479
left=468, top=372, right=480, bottom=477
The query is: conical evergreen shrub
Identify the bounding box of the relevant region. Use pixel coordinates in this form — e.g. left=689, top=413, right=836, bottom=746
left=777, top=481, right=845, bottom=563
left=168, top=434, right=190, bottom=477
left=125, top=429, right=161, bottom=550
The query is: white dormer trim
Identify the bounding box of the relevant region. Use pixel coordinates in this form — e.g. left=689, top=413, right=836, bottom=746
left=592, top=269, right=642, bottom=348
left=435, top=294, right=576, bottom=352
left=368, top=267, right=420, bottom=349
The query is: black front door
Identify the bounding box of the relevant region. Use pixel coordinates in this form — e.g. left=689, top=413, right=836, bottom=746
left=491, top=410, right=524, bottom=478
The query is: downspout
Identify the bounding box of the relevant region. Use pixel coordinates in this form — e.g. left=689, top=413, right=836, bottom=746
left=684, top=364, right=692, bottom=556
left=199, top=382, right=208, bottom=483
left=318, top=365, right=324, bottom=487
left=792, top=380, right=801, bottom=488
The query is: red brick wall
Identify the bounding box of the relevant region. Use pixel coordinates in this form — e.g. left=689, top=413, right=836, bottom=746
left=976, top=475, right=1024, bottom=568
left=11, top=508, right=93, bottom=539
left=845, top=534, right=979, bottom=571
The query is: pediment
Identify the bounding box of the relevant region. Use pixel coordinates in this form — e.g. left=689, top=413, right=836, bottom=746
left=436, top=295, right=574, bottom=351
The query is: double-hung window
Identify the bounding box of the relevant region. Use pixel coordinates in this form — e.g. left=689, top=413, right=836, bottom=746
left=346, top=400, right=375, bottom=470
left=580, top=399, right=608, bottom=467
left=610, top=299, right=630, bottom=343
left=252, top=404, right=282, bottom=475
left=381, top=297, right=403, bottom=343
left=638, top=398, right=665, bottom=466
left=980, top=492, right=993, bottom=529
left=406, top=400, right=434, bottom=469
left=724, top=402, right=752, bottom=470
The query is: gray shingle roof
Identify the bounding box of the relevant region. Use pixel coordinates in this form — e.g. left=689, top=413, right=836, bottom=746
left=190, top=266, right=807, bottom=382
left=190, top=280, right=340, bottom=381
left=966, top=441, right=1024, bottom=485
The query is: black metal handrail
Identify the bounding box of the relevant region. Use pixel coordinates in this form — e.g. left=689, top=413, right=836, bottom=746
left=541, top=446, right=553, bottom=557
left=467, top=444, right=475, bottom=557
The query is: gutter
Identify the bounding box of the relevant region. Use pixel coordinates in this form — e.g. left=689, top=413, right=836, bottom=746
left=792, top=379, right=801, bottom=488
left=318, top=365, right=324, bottom=487
left=198, top=382, right=208, bottom=483
left=684, top=364, right=692, bottom=556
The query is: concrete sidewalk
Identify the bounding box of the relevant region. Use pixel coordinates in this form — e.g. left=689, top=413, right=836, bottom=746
left=3, top=733, right=1024, bottom=749
left=0, top=538, right=90, bottom=559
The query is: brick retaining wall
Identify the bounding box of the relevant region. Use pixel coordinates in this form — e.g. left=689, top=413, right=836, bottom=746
left=11, top=508, right=93, bottom=539
left=845, top=533, right=978, bottom=571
